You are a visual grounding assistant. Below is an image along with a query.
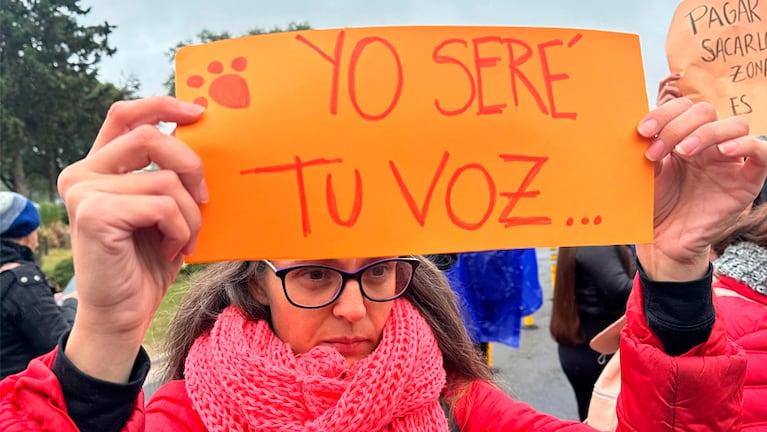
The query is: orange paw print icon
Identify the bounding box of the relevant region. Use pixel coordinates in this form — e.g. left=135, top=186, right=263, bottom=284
left=186, top=57, right=250, bottom=109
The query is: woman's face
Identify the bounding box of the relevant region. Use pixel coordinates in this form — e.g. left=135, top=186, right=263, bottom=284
left=18, top=229, right=39, bottom=251
left=254, top=257, right=396, bottom=366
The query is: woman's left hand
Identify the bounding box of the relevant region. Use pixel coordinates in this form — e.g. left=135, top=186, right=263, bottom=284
left=636, top=98, right=767, bottom=281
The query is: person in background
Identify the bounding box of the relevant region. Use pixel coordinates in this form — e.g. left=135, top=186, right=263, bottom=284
left=0, top=192, right=77, bottom=379
left=708, top=203, right=767, bottom=430
left=656, top=73, right=682, bottom=106
left=0, top=94, right=762, bottom=431
left=549, top=245, right=634, bottom=420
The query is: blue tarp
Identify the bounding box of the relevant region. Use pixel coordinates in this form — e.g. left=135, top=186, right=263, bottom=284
left=445, top=248, right=543, bottom=348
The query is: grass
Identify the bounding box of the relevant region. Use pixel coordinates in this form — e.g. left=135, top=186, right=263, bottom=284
left=41, top=248, right=72, bottom=275
left=40, top=248, right=191, bottom=356
left=143, top=279, right=190, bottom=355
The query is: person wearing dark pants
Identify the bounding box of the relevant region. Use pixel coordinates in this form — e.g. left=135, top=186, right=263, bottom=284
left=550, top=245, right=634, bottom=420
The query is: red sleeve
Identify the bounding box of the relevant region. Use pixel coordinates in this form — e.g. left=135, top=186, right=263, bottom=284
left=0, top=349, right=146, bottom=432
left=0, top=350, right=78, bottom=431
left=454, top=380, right=591, bottom=432
left=616, top=274, right=747, bottom=432
left=146, top=379, right=206, bottom=431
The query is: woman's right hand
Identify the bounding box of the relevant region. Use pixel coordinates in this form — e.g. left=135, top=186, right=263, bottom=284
left=57, top=97, right=206, bottom=382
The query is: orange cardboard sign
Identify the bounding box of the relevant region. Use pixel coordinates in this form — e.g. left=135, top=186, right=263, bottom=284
left=175, top=26, right=652, bottom=262
left=666, top=0, right=766, bottom=135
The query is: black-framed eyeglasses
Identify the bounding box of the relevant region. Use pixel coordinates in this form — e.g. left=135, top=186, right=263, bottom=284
left=262, top=257, right=420, bottom=309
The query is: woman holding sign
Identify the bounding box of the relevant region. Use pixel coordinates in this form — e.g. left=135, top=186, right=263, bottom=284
left=0, top=95, right=763, bottom=431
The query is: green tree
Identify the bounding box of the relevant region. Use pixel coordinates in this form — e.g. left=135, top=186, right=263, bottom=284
left=1, top=0, right=137, bottom=200
left=163, top=21, right=311, bottom=96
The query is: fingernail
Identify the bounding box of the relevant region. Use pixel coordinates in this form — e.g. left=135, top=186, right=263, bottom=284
left=718, top=140, right=739, bottom=154
left=638, top=119, right=658, bottom=137
left=675, top=136, right=700, bottom=156
left=180, top=101, right=206, bottom=115
left=198, top=179, right=210, bottom=204
left=645, top=139, right=665, bottom=161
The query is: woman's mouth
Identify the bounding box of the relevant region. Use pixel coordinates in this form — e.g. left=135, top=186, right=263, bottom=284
left=322, top=338, right=368, bottom=356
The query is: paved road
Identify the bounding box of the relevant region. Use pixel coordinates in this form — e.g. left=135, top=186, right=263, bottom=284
left=491, top=248, right=580, bottom=421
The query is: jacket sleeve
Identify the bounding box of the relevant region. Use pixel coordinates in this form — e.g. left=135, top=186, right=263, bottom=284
left=454, top=380, right=594, bottom=431
left=0, top=349, right=147, bottom=432
left=615, top=275, right=746, bottom=432
left=145, top=379, right=207, bottom=431
left=579, top=246, right=633, bottom=305
left=3, top=267, right=76, bottom=355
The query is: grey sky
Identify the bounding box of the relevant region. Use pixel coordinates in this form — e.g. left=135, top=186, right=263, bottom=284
left=81, top=1, right=680, bottom=102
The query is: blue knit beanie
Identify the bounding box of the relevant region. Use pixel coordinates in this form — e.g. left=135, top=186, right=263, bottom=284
left=0, top=192, right=41, bottom=238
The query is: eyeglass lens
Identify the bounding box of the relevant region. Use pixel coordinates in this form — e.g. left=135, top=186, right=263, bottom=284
left=284, top=260, right=414, bottom=307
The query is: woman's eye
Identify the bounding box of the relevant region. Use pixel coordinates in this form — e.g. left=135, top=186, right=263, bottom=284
left=368, top=263, right=391, bottom=277
left=296, top=268, right=331, bottom=280
left=311, top=269, right=330, bottom=280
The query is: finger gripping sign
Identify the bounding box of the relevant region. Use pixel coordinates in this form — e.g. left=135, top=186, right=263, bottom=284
left=175, top=26, right=652, bottom=262
left=666, top=0, right=766, bottom=135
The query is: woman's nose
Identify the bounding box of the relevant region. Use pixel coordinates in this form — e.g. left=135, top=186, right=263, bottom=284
left=331, top=279, right=366, bottom=322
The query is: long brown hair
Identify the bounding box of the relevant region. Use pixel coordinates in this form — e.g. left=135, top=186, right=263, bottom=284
left=159, top=256, right=494, bottom=394
left=549, top=246, right=634, bottom=345
left=712, top=204, right=767, bottom=255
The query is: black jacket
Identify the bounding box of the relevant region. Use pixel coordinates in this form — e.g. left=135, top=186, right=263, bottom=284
left=0, top=239, right=76, bottom=378
left=574, top=246, right=634, bottom=335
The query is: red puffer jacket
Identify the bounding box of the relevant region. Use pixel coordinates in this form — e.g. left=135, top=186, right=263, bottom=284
left=0, top=277, right=748, bottom=431
left=714, top=275, right=767, bottom=431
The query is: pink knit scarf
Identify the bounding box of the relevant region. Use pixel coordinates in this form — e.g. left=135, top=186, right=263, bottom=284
left=185, top=299, right=448, bottom=431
